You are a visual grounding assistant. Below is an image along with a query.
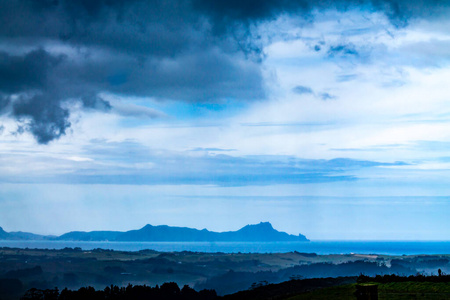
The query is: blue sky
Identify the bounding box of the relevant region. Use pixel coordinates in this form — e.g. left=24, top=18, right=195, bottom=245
left=0, top=0, right=450, bottom=240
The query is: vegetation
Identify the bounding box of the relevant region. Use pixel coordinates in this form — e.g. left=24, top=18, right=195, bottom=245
left=15, top=274, right=450, bottom=300
left=20, top=283, right=217, bottom=300
left=357, top=273, right=450, bottom=284
left=223, top=277, right=357, bottom=300
left=1, top=248, right=449, bottom=299
left=286, top=282, right=450, bottom=300
left=287, top=274, right=450, bottom=300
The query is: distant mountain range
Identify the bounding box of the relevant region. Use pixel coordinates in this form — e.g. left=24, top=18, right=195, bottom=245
left=0, top=222, right=309, bottom=242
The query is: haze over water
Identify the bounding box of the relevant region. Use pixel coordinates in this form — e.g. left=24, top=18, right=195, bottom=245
left=1, top=241, right=449, bottom=256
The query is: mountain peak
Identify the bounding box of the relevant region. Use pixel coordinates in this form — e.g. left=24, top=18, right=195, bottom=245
left=256, top=222, right=273, bottom=229
left=241, top=222, right=274, bottom=231
left=0, top=226, right=9, bottom=238
left=232, top=222, right=308, bottom=241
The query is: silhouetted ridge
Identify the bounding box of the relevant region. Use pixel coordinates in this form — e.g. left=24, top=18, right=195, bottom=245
left=115, top=222, right=308, bottom=242
left=21, top=282, right=217, bottom=300
left=0, top=226, right=9, bottom=239
left=0, top=227, right=47, bottom=240
left=58, top=230, right=122, bottom=241
left=118, top=224, right=214, bottom=241
left=0, top=223, right=309, bottom=242
left=240, top=222, right=274, bottom=231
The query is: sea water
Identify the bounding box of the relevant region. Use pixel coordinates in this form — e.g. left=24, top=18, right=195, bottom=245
left=0, top=240, right=449, bottom=255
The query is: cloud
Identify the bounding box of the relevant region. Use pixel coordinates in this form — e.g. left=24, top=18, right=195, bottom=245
left=11, top=94, right=71, bottom=144
left=328, top=44, right=359, bottom=58
left=336, top=74, right=358, bottom=82
left=320, top=92, right=337, bottom=100
left=0, top=49, right=64, bottom=93
left=292, top=86, right=336, bottom=101
left=0, top=94, right=9, bottom=112
left=413, top=141, right=450, bottom=152
left=0, top=136, right=407, bottom=186
left=66, top=156, right=93, bottom=162
left=0, top=49, right=113, bottom=143
left=81, top=95, right=112, bottom=112
left=1, top=0, right=449, bottom=143
left=190, top=148, right=237, bottom=152
left=292, top=85, right=314, bottom=95
left=193, top=0, right=450, bottom=29
left=110, top=102, right=166, bottom=119
left=0, top=0, right=266, bottom=143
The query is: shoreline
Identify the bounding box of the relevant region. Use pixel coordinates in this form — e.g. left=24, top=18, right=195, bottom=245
left=1, top=240, right=449, bottom=256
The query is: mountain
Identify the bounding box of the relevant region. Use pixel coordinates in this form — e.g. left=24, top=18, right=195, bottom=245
left=117, top=224, right=213, bottom=241
left=8, top=231, right=49, bottom=240
left=57, top=231, right=122, bottom=241
left=0, top=222, right=309, bottom=242
left=0, top=226, right=10, bottom=239
left=65, top=222, right=309, bottom=242
left=218, top=222, right=309, bottom=242
left=0, top=226, right=48, bottom=240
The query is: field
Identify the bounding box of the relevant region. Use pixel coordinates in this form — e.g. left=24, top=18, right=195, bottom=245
left=0, top=247, right=449, bottom=299
left=287, top=282, right=450, bottom=300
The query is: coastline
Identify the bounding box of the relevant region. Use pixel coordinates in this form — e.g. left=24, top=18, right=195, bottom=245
left=1, top=240, right=449, bottom=255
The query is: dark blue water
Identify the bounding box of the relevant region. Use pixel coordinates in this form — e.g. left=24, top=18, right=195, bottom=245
left=0, top=240, right=449, bottom=255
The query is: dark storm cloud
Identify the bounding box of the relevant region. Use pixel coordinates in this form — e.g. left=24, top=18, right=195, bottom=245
left=12, top=94, right=71, bottom=144
left=0, top=0, right=268, bottom=143
left=0, top=94, right=9, bottom=112
left=81, top=95, right=112, bottom=111
left=0, top=49, right=113, bottom=143
left=193, top=0, right=450, bottom=27
left=0, top=0, right=448, bottom=143
left=0, top=0, right=195, bottom=57
left=0, top=49, right=74, bottom=143
left=0, top=49, right=64, bottom=93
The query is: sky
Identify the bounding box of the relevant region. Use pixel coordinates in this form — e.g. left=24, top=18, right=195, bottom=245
left=0, top=0, right=450, bottom=240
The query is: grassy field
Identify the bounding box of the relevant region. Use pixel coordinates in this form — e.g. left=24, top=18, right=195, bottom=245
left=287, top=282, right=450, bottom=300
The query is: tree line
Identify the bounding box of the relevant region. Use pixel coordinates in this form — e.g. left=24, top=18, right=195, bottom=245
left=20, top=282, right=217, bottom=300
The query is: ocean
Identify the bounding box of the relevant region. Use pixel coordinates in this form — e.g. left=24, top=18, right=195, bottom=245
left=0, top=240, right=449, bottom=255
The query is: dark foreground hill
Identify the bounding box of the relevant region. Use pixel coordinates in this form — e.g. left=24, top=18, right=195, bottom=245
left=224, top=276, right=357, bottom=300
left=17, top=275, right=450, bottom=300
left=0, top=222, right=309, bottom=242
left=1, top=247, right=449, bottom=300
left=17, top=277, right=356, bottom=300
left=20, top=283, right=218, bottom=300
